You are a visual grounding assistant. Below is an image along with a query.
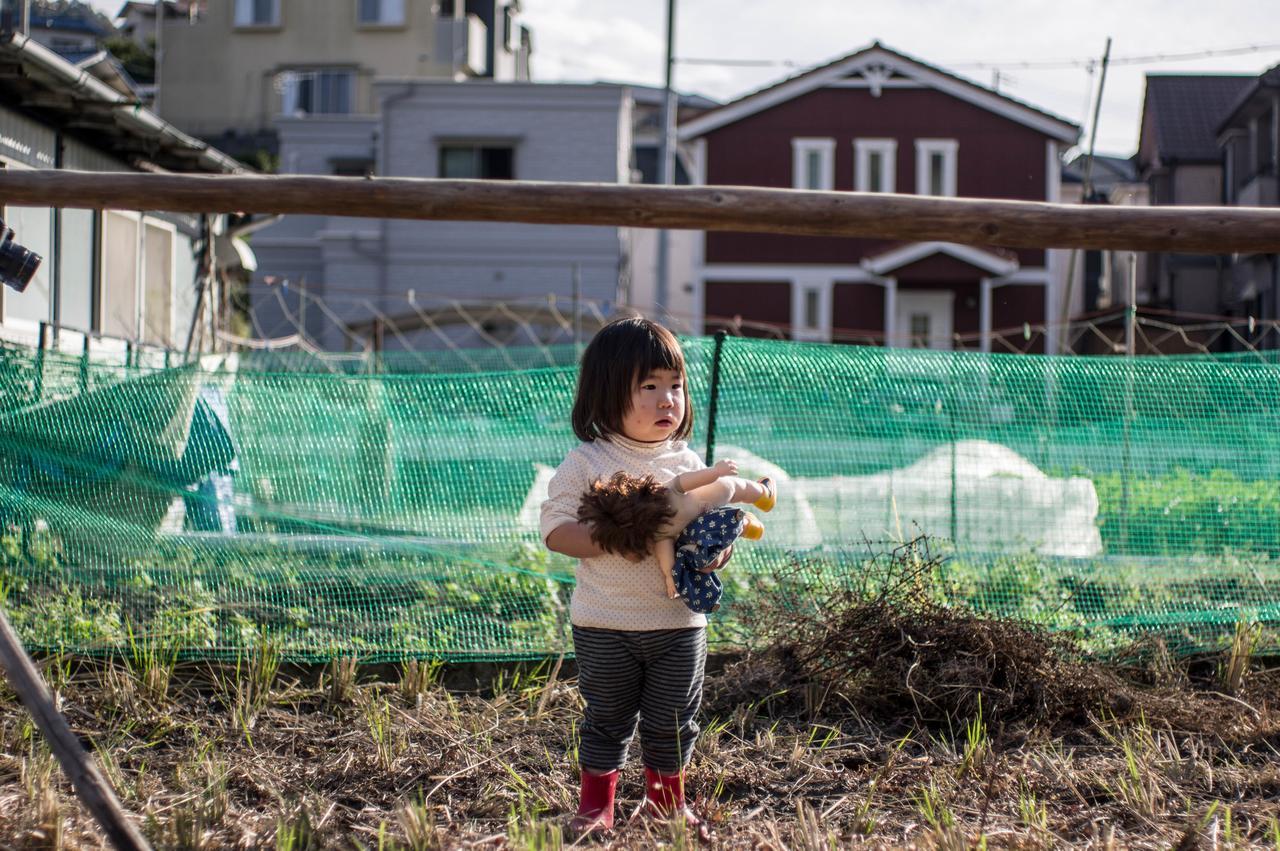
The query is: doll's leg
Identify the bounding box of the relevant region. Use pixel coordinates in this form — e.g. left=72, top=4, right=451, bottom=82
left=754, top=477, right=776, bottom=511
left=723, top=476, right=777, bottom=511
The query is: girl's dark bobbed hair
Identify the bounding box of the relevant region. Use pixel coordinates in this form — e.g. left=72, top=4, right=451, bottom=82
left=571, top=315, right=692, bottom=443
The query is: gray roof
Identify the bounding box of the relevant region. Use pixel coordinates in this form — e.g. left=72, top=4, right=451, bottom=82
left=1063, top=153, right=1138, bottom=188
left=620, top=83, right=719, bottom=111
left=0, top=31, right=243, bottom=174
left=1218, top=63, right=1280, bottom=133
left=1142, top=74, right=1253, bottom=163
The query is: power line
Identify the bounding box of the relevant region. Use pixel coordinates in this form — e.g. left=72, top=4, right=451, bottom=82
left=676, top=57, right=801, bottom=68
left=951, top=42, right=1280, bottom=70
left=676, top=41, right=1280, bottom=73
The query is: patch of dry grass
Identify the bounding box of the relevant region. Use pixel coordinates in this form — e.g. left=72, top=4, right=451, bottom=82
left=3, top=542, right=1280, bottom=848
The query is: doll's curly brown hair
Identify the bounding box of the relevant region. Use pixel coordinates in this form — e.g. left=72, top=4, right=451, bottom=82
left=577, top=471, right=677, bottom=559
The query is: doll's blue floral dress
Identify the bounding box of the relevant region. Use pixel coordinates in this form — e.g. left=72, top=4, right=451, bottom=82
left=670, top=506, right=746, bottom=614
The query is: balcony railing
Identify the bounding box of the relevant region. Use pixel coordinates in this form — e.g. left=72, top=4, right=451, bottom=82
left=1237, top=172, right=1279, bottom=207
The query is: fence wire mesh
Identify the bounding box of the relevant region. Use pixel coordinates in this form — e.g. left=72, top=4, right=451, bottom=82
left=2, top=334, right=1280, bottom=661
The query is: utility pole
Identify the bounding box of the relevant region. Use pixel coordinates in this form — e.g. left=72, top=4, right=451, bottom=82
left=1058, top=37, right=1111, bottom=351
left=655, top=0, right=676, bottom=323
left=153, top=0, right=164, bottom=116
left=1080, top=38, right=1112, bottom=208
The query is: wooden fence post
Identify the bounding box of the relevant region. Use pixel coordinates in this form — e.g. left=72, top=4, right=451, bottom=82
left=0, top=609, right=151, bottom=851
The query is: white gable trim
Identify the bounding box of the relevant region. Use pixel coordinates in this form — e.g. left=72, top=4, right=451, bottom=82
left=861, top=241, right=1019, bottom=277
left=826, top=79, right=923, bottom=90
left=679, top=46, right=1078, bottom=144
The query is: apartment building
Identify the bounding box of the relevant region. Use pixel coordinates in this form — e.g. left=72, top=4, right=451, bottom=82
left=156, top=0, right=531, bottom=159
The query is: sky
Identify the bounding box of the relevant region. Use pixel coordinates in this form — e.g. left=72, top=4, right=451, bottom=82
left=87, top=0, right=1280, bottom=157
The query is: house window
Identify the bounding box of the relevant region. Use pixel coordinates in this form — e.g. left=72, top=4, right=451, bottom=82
left=234, top=0, right=279, bottom=27
left=915, top=139, right=958, bottom=196
left=280, top=70, right=354, bottom=115
left=502, top=3, right=514, bottom=50
left=854, top=138, right=896, bottom=193
left=909, top=313, right=931, bottom=347
left=1224, top=130, right=1248, bottom=200
left=331, top=157, right=375, bottom=177
left=791, top=138, right=834, bottom=191
left=439, top=144, right=515, bottom=179
left=358, top=0, right=405, bottom=26
left=869, top=153, right=885, bottom=191
left=803, top=288, right=820, bottom=329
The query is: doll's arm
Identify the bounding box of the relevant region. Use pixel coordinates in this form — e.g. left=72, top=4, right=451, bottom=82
left=671, top=459, right=738, bottom=494
left=655, top=537, right=678, bottom=598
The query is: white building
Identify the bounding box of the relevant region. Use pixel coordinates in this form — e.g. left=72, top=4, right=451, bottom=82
left=252, top=80, right=639, bottom=350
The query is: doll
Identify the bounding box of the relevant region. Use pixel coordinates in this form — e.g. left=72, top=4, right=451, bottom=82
left=577, top=460, right=777, bottom=613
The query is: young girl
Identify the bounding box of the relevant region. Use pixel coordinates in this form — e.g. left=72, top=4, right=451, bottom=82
left=540, top=316, right=724, bottom=841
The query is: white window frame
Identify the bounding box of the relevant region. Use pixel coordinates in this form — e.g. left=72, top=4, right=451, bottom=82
left=234, top=0, right=280, bottom=27
left=915, top=138, right=958, bottom=196
left=854, top=138, right=896, bottom=193
left=356, top=0, right=405, bottom=26
left=279, top=68, right=355, bottom=116
left=790, top=278, right=830, bottom=342
left=791, top=137, right=835, bottom=191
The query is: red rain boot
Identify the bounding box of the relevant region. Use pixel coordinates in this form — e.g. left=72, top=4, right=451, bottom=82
left=642, top=766, right=712, bottom=844
left=569, top=768, right=619, bottom=837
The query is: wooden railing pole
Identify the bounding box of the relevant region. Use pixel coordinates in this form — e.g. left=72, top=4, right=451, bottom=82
left=3, top=169, right=1280, bottom=254
left=0, top=608, right=151, bottom=850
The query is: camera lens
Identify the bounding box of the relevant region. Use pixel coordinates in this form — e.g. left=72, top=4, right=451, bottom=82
left=0, top=232, right=41, bottom=293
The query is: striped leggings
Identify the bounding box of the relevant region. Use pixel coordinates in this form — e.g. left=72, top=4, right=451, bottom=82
left=572, top=626, right=707, bottom=774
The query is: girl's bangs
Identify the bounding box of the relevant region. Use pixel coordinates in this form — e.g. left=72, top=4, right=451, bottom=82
left=638, top=329, right=686, bottom=377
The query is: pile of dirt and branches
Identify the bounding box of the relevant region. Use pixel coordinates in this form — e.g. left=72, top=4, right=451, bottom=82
left=712, top=539, right=1141, bottom=730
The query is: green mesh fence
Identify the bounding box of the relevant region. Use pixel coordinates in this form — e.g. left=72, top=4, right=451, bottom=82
left=2, top=336, right=1280, bottom=661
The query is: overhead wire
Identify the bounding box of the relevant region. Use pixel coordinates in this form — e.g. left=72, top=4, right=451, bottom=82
left=675, top=41, right=1280, bottom=72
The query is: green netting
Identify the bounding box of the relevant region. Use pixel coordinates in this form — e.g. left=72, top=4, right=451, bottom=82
left=3, top=336, right=1280, bottom=661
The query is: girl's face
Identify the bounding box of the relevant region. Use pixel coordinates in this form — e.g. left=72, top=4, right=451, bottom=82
left=622, top=367, right=685, bottom=443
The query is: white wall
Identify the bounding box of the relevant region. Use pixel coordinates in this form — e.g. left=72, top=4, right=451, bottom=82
left=627, top=227, right=700, bottom=333
left=253, top=82, right=636, bottom=349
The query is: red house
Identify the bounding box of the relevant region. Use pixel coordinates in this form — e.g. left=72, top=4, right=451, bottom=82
left=677, top=42, right=1080, bottom=352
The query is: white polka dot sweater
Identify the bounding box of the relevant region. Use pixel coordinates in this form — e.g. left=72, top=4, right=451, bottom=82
left=540, top=435, right=709, bottom=631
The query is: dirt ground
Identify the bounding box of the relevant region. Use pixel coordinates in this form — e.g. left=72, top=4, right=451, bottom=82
left=3, top=548, right=1280, bottom=849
